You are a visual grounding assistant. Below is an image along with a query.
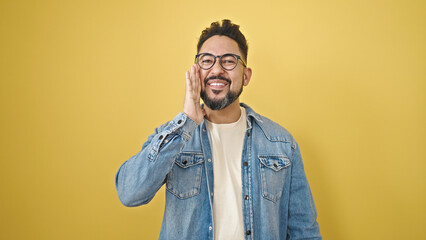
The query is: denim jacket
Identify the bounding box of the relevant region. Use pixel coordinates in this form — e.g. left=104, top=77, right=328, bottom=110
left=115, top=103, right=321, bottom=240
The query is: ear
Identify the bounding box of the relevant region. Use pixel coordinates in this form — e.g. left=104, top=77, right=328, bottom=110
left=243, top=67, right=252, bottom=86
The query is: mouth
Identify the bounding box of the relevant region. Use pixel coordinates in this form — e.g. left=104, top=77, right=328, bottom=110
left=205, top=76, right=231, bottom=92
left=206, top=80, right=229, bottom=91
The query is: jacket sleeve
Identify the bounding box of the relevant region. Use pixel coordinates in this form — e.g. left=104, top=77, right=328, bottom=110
left=287, top=141, right=322, bottom=239
left=115, top=112, right=199, bottom=207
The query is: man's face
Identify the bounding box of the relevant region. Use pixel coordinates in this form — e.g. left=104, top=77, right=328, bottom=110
left=198, top=35, right=251, bottom=110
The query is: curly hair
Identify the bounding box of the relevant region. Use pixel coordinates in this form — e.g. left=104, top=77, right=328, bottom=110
left=197, top=19, right=248, bottom=62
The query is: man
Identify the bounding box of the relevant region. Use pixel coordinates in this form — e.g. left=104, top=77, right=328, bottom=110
left=115, top=19, right=321, bottom=240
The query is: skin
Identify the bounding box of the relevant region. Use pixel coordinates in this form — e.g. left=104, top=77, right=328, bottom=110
left=184, top=35, right=252, bottom=124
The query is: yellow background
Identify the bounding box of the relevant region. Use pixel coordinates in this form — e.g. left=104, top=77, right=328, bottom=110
left=1, top=0, right=425, bottom=239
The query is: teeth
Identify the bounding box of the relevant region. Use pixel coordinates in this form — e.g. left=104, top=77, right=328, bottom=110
left=210, top=83, right=225, bottom=86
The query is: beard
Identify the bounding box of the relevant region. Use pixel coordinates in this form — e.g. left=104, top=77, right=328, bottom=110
left=200, top=76, right=244, bottom=111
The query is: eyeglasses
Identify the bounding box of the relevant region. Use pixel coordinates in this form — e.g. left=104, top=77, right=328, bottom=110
left=195, top=53, right=247, bottom=71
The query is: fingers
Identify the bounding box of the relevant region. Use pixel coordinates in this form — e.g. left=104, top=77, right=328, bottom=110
left=197, top=66, right=203, bottom=90
left=189, top=64, right=201, bottom=94
left=185, top=70, right=190, bottom=87
left=194, top=64, right=200, bottom=91
left=190, top=65, right=195, bottom=91
left=185, top=70, right=191, bottom=96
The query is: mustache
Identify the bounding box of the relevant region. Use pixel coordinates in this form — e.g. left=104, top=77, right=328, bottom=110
left=204, top=75, right=231, bottom=85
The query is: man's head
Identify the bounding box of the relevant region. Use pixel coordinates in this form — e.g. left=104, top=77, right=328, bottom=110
left=196, top=19, right=252, bottom=111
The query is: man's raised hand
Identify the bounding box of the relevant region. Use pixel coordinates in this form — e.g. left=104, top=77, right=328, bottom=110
left=183, top=64, right=205, bottom=125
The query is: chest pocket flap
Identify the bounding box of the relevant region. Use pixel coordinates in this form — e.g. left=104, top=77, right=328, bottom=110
left=175, top=152, right=204, bottom=168
left=259, top=155, right=291, bottom=171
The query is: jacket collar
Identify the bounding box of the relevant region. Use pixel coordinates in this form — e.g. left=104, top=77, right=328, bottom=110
left=240, top=103, right=263, bottom=128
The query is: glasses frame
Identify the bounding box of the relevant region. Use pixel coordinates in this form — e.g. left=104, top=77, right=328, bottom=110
left=195, top=53, right=247, bottom=70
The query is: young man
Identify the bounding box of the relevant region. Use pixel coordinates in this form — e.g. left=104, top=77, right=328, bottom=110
left=115, top=19, right=321, bottom=240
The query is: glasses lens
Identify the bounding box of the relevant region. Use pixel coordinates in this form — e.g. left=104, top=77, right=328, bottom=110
left=198, top=54, right=215, bottom=69
left=220, top=54, right=238, bottom=70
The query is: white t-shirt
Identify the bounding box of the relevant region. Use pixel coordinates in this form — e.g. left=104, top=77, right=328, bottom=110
left=206, top=107, right=247, bottom=240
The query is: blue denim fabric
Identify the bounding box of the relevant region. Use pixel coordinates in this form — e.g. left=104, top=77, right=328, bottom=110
left=115, top=103, right=321, bottom=240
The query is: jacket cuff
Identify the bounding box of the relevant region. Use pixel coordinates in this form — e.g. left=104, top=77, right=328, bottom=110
left=169, top=112, right=199, bottom=141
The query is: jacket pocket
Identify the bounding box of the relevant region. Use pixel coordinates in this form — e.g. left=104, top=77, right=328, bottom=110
left=166, top=152, right=204, bottom=199
left=259, top=154, right=291, bottom=202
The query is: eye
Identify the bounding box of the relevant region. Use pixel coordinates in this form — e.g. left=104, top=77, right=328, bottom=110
left=222, top=56, right=237, bottom=65
left=202, top=59, right=213, bottom=64
left=224, top=59, right=236, bottom=64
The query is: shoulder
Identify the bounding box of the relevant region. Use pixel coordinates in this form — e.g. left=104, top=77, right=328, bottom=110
left=243, top=103, right=296, bottom=146
left=255, top=114, right=294, bottom=142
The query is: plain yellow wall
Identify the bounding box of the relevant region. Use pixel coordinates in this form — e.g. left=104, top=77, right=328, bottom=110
left=1, top=0, right=425, bottom=239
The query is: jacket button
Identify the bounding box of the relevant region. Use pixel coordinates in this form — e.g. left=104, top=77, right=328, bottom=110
left=243, top=162, right=248, bottom=166
left=246, top=230, right=251, bottom=235
left=273, top=163, right=278, bottom=168
left=247, top=132, right=250, bottom=137
left=182, top=160, right=187, bottom=165
left=245, top=195, right=249, bottom=200
left=177, top=120, right=182, bottom=124
left=159, top=135, right=163, bottom=140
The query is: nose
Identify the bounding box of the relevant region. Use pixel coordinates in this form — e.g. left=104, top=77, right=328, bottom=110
left=210, top=56, right=225, bottom=74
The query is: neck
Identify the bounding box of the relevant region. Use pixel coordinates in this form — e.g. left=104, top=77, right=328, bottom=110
left=204, top=100, right=242, bottom=124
